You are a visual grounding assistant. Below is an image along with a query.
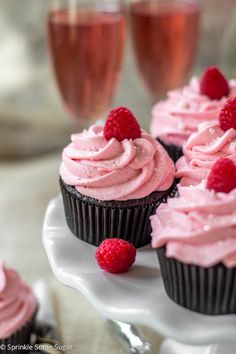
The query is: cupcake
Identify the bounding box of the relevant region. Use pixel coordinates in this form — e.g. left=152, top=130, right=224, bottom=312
left=176, top=97, right=236, bottom=186
left=150, top=66, right=236, bottom=162
left=151, top=157, right=236, bottom=315
left=0, top=261, right=37, bottom=351
left=60, top=106, right=176, bottom=248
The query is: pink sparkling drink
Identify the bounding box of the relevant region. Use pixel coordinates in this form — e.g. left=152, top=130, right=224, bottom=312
left=48, top=9, right=125, bottom=120
left=130, top=0, right=200, bottom=98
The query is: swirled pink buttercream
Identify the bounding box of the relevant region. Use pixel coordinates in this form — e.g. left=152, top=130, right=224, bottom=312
left=175, top=121, right=236, bottom=185
left=150, top=77, right=236, bottom=146
left=60, top=125, right=175, bottom=201
left=0, top=261, right=37, bottom=339
left=151, top=184, right=236, bottom=267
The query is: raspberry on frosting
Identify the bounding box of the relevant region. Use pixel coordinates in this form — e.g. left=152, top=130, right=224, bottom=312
left=200, top=66, right=230, bottom=100
left=219, top=97, right=236, bottom=131
left=104, top=106, right=141, bottom=142
left=61, top=124, right=175, bottom=201
left=96, top=238, right=136, bottom=273
left=206, top=158, right=236, bottom=193
left=150, top=75, right=236, bottom=147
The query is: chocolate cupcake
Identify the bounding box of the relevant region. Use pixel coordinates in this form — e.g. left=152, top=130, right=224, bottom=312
left=60, top=106, right=176, bottom=248
left=0, top=261, right=37, bottom=352
left=150, top=67, right=236, bottom=162
left=151, top=159, right=236, bottom=315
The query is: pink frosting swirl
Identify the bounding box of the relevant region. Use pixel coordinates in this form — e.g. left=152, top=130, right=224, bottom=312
left=150, top=77, right=236, bottom=146
left=0, top=261, right=37, bottom=339
left=151, top=184, right=236, bottom=267
left=60, top=125, right=175, bottom=201
left=175, top=121, right=236, bottom=186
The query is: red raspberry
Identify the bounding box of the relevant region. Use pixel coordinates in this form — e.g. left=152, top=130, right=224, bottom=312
left=206, top=158, right=236, bottom=193
left=219, top=97, right=236, bottom=131
left=96, top=238, right=136, bottom=273
left=104, top=106, right=141, bottom=142
left=200, top=66, right=229, bottom=100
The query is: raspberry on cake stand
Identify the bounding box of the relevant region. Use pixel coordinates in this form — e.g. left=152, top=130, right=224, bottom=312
left=43, top=196, right=236, bottom=354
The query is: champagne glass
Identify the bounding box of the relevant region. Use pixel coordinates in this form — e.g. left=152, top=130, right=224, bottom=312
left=47, top=0, right=126, bottom=123
left=129, top=0, right=201, bottom=100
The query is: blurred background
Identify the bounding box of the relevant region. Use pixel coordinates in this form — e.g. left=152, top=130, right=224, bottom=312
left=1, top=0, right=236, bottom=159
left=1, top=1, right=236, bottom=353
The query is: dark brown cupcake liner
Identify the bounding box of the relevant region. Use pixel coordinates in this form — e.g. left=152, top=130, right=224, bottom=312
left=0, top=310, right=36, bottom=353
left=157, top=247, right=236, bottom=315
left=60, top=177, right=177, bottom=248
left=157, top=138, right=183, bottom=163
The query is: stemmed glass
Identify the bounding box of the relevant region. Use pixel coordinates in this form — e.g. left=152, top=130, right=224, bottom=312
left=47, top=0, right=126, bottom=123
left=129, top=0, right=201, bottom=100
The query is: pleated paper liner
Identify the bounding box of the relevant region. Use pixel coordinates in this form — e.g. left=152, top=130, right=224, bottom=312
left=157, top=138, right=183, bottom=163
left=60, top=178, right=177, bottom=248
left=157, top=247, right=236, bottom=315
left=0, top=310, right=36, bottom=354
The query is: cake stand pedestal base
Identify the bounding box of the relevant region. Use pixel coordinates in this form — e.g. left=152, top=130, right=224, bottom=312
left=43, top=197, right=236, bottom=354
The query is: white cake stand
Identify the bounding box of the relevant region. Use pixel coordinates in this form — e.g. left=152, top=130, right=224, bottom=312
left=43, top=196, right=236, bottom=354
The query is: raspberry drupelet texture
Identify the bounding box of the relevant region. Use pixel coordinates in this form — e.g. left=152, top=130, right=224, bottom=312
left=200, top=66, right=229, bottom=100
left=96, top=238, right=136, bottom=273
left=104, top=106, right=141, bottom=142
left=206, top=158, right=236, bottom=193
left=219, top=97, right=236, bottom=131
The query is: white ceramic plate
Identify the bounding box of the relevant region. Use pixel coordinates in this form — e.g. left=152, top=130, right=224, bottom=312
left=43, top=196, right=236, bottom=346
